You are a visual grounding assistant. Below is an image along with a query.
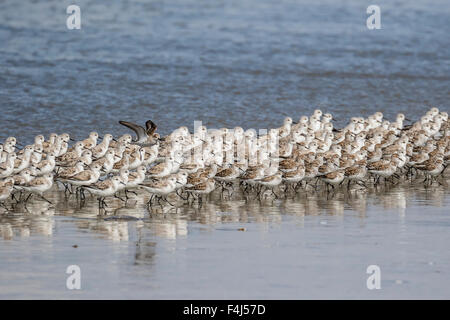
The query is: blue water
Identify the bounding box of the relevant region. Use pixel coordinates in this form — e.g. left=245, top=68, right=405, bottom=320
left=0, top=0, right=449, bottom=142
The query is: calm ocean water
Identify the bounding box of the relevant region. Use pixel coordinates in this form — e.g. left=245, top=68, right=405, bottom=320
left=0, top=0, right=449, bottom=299
left=0, top=0, right=449, bottom=141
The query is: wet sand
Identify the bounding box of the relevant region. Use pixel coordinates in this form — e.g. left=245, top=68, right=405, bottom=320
left=1, top=176, right=449, bottom=299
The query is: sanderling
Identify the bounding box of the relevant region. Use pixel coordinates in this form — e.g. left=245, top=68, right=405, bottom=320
left=56, top=160, right=85, bottom=180
left=319, top=170, right=345, bottom=192
left=140, top=176, right=178, bottom=206
left=0, top=178, right=14, bottom=209
left=368, top=154, right=401, bottom=183
left=13, top=145, right=34, bottom=174
left=35, top=152, right=56, bottom=176
left=93, top=149, right=116, bottom=175
left=0, top=153, right=17, bottom=179
left=255, top=172, right=283, bottom=198
left=111, top=152, right=131, bottom=173
left=64, top=163, right=102, bottom=188
left=414, top=154, right=445, bottom=184
left=57, top=142, right=84, bottom=164
left=79, top=131, right=99, bottom=150
left=92, top=134, right=114, bottom=159
left=128, top=147, right=146, bottom=170
left=21, top=173, right=54, bottom=204
left=147, top=156, right=174, bottom=178
left=11, top=168, right=35, bottom=189
left=184, top=178, right=215, bottom=205
left=124, top=165, right=147, bottom=190
left=83, top=176, right=124, bottom=208
left=344, top=160, right=368, bottom=189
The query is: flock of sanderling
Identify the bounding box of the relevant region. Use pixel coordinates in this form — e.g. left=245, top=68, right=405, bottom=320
left=0, top=107, right=449, bottom=211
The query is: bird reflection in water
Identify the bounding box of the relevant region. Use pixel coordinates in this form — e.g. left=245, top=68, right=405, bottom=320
left=0, top=182, right=449, bottom=241
left=0, top=202, right=54, bottom=240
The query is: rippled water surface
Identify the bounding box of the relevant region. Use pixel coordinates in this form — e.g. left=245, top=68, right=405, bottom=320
left=0, top=0, right=449, bottom=299
left=1, top=0, right=449, bottom=141
left=1, top=182, right=450, bottom=299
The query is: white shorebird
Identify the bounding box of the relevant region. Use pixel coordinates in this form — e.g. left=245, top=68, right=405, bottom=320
left=80, top=131, right=99, bottom=149
left=56, top=160, right=85, bottom=180
left=21, top=173, right=54, bottom=204
left=35, top=152, right=56, bottom=176
left=63, top=163, right=103, bottom=195
left=13, top=145, right=34, bottom=174
left=57, top=142, right=84, bottom=164
left=83, top=176, right=125, bottom=208
left=184, top=178, right=216, bottom=205
left=93, top=149, right=116, bottom=176
left=128, top=147, right=146, bottom=170
left=92, top=134, right=114, bottom=159
left=255, top=173, right=283, bottom=198
left=319, top=170, right=345, bottom=192
left=124, top=165, right=147, bottom=191
left=147, top=156, right=174, bottom=178
left=0, top=153, right=17, bottom=179
left=140, top=176, right=178, bottom=206
left=0, top=178, right=14, bottom=210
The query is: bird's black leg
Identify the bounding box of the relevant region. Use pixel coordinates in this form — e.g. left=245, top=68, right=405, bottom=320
left=39, top=194, right=52, bottom=204
left=25, top=193, right=33, bottom=203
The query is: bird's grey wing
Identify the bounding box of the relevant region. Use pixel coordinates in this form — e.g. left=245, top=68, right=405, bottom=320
left=119, top=121, right=148, bottom=143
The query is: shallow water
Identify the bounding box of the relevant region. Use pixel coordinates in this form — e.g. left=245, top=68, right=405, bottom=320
left=1, top=179, right=450, bottom=299
left=1, top=0, right=450, bottom=299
